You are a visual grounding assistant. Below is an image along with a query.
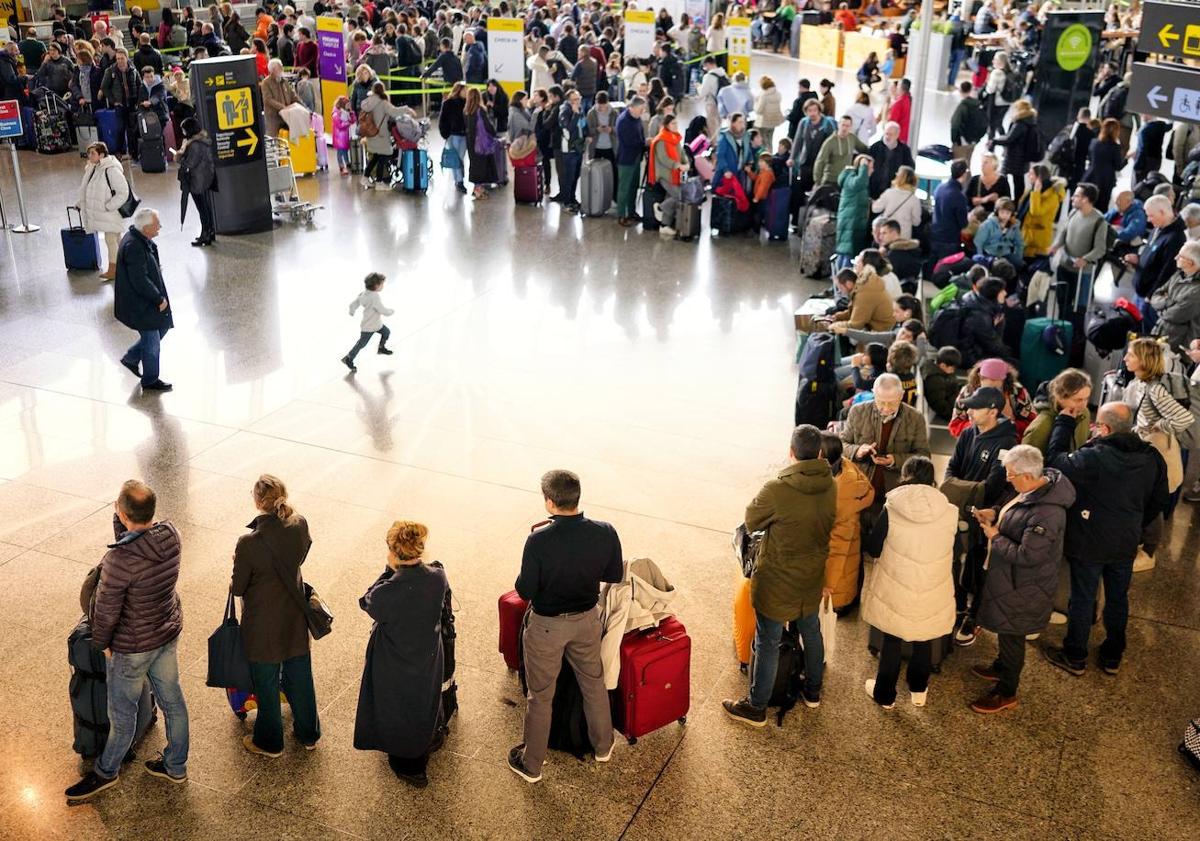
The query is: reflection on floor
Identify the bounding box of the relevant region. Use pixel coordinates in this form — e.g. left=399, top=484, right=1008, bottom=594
left=0, top=53, right=1198, bottom=841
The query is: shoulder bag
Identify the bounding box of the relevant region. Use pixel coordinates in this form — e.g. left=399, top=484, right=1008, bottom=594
left=104, top=167, right=141, bottom=218
left=205, top=588, right=256, bottom=691
left=261, top=540, right=333, bottom=640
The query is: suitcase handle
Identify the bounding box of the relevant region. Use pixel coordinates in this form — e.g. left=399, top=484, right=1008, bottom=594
left=66, top=206, right=85, bottom=230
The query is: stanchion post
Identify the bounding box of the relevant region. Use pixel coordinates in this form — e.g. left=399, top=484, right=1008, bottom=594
left=7, top=141, right=39, bottom=234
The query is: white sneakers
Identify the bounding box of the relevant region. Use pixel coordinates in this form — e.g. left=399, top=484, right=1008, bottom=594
left=1133, top=547, right=1156, bottom=572
left=594, top=744, right=613, bottom=763
left=1049, top=611, right=1068, bottom=625
left=659, top=226, right=677, bottom=237
left=865, top=679, right=926, bottom=707
left=910, top=690, right=928, bottom=707
left=652, top=202, right=664, bottom=223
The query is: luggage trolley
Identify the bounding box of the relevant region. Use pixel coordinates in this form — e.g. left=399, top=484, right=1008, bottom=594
left=264, top=134, right=322, bottom=225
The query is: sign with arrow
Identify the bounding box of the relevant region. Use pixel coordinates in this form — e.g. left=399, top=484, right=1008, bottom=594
left=1139, top=2, right=1200, bottom=62
left=1129, top=61, right=1200, bottom=126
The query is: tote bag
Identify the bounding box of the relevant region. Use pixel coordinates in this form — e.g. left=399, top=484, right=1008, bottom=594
left=205, top=588, right=255, bottom=692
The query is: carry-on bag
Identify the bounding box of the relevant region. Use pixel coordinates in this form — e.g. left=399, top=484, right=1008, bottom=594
left=61, top=207, right=101, bottom=271
left=95, top=108, right=125, bottom=155
left=311, top=112, right=329, bottom=170
left=798, top=211, right=837, bottom=278
left=732, top=576, right=755, bottom=667
left=611, top=616, right=690, bottom=744
left=711, top=194, right=753, bottom=236
left=580, top=156, right=613, bottom=217
left=136, top=109, right=162, bottom=141
left=139, top=135, right=167, bottom=173
left=18, top=105, right=37, bottom=150
left=676, top=200, right=702, bottom=241
left=76, top=105, right=99, bottom=156
left=206, top=589, right=255, bottom=692
left=400, top=147, right=430, bottom=193
left=642, top=182, right=666, bottom=231
left=498, top=589, right=530, bottom=671
left=282, top=127, right=316, bottom=175
left=69, top=616, right=157, bottom=758
left=514, top=164, right=543, bottom=204
left=35, top=96, right=72, bottom=155
left=764, top=185, right=790, bottom=241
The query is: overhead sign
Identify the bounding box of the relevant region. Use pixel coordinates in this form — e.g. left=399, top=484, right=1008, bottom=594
left=1139, top=1, right=1200, bottom=62
left=1129, top=61, right=1200, bottom=126
left=316, top=16, right=345, bottom=135
left=487, top=18, right=525, bottom=96
left=625, top=10, right=655, bottom=59
left=0, top=99, right=21, bottom=139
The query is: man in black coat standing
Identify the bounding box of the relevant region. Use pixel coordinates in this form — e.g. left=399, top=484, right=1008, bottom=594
left=1042, top=402, right=1169, bottom=677
left=114, top=208, right=174, bottom=392
left=1123, top=194, right=1187, bottom=325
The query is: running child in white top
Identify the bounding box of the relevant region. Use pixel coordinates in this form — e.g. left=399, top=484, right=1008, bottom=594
left=342, top=272, right=395, bottom=372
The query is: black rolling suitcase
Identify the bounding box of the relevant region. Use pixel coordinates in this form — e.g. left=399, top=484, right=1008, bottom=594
left=642, top=182, right=665, bottom=231
left=69, top=616, right=157, bottom=758
left=137, top=110, right=166, bottom=173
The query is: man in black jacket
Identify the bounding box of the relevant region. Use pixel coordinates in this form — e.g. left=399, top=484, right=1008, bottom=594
left=931, top=279, right=1015, bottom=368
left=868, top=120, right=916, bottom=198
left=1068, top=107, right=1096, bottom=190
left=1042, top=402, right=1169, bottom=676
left=785, top=78, right=818, bottom=142
left=1124, top=195, right=1186, bottom=325
left=944, top=387, right=1019, bottom=646
left=509, top=470, right=623, bottom=784
left=422, top=37, right=463, bottom=84
left=114, top=208, right=174, bottom=392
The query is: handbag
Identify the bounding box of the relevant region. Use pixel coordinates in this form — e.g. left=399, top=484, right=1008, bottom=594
left=440, top=143, right=462, bottom=171
left=732, top=523, right=764, bottom=578
left=205, top=588, right=255, bottom=691
left=261, top=541, right=333, bottom=640
left=474, top=112, right=498, bottom=156
left=818, top=594, right=838, bottom=662
left=104, top=168, right=140, bottom=218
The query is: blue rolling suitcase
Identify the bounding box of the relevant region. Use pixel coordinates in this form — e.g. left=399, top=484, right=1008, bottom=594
left=400, top=147, right=430, bottom=193
left=61, top=207, right=101, bottom=271
left=764, top=186, right=790, bottom=241
left=96, top=108, right=125, bottom=155
left=18, top=106, right=37, bottom=150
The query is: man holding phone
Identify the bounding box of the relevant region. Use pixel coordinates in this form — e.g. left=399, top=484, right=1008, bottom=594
left=840, top=374, right=930, bottom=504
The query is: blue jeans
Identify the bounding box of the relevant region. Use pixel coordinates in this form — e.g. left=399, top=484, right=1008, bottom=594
left=123, top=328, right=167, bottom=386
left=749, top=611, right=824, bottom=708
left=336, top=148, right=350, bottom=169
left=447, top=134, right=466, bottom=186
left=96, top=636, right=189, bottom=780
left=561, top=150, right=582, bottom=204
left=948, top=48, right=966, bottom=87
left=346, top=324, right=390, bottom=362
left=1063, top=556, right=1134, bottom=667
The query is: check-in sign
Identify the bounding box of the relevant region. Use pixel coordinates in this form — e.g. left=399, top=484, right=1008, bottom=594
left=1140, top=1, right=1200, bottom=61
left=1130, top=61, right=1200, bottom=126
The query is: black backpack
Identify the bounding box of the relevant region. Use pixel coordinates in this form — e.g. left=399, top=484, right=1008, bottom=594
left=750, top=624, right=804, bottom=725
left=798, top=332, right=837, bottom=381
left=1085, top=301, right=1143, bottom=353
left=1002, top=68, right=1025, bottom=103
left=962, top=100, right=988, bottom=144
left=396, top=36, right=422, bottom=68
left=794, top=377, right=839, bottom=427
left=1133, top=171, right=1168, bottom=202
left=1047, top=128, right=1075, bottom=171
left=929, top=299, right=971, bottom=351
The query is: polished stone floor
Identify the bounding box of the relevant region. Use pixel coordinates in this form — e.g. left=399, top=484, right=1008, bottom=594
left=0, top=53, right=1198, bottom=840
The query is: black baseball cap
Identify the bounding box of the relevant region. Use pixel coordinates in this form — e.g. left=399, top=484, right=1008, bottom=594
left=962, top=386, right=1005, bottom=411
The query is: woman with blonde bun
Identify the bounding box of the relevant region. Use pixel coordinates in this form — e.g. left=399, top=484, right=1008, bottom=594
left=232, top=474, right=320, bottom=757
left=354, top=520, right=451, bottom=788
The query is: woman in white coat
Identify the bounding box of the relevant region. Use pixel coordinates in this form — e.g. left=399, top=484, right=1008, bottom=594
left=859, top=455, right=958, bottom=709
left=870, top=165, right=922, bottom=239
left=753, top=75, right=785, bottom=148
left=77, top=142, right=131, bottom=280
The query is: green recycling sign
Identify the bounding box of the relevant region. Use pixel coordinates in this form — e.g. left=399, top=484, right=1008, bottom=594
left=1057, top=23, right=1093, bottom=72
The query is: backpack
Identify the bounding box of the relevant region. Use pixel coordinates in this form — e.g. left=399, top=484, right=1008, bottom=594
left=798, top=331, right=837, bottom=381
left=749, top=624, right=804, bottom=726
left=961, top=100, right=988, bottom=144
left=929, top=281, right=963, bottom=315
left=358, top=108, right=380, bottom=138
left=1133, top=170, right=1169, bottom=202
left=396, top=36, right=422, bottom=67
left=1085, top=298, right=1143, bottom=353
left=1047, top=128, right=1076, bottom=171
left=1002, top=68, right=1025, bottom=103
left=928, top=299, right=971, bottom=350
left=794, top=376, right=839, bottom=430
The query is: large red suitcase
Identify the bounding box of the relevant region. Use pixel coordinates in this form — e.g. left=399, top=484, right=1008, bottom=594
left=612, top=616, right=691, bottom=744
left=498, top=590, right=529, bottom=671
left=514, top=165, right=542, bottom=204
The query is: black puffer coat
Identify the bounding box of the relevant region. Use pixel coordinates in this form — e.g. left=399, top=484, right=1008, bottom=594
left=91, top=514, right=183, bottom=654
left=978, top=469, right=1075, bottom=636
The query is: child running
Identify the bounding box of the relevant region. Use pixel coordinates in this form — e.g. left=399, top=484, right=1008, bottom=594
left=342, top=272, right=394, bottom=372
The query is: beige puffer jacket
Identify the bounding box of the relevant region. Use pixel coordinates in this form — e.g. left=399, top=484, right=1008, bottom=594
left=77, top=155, right=130, bottom=235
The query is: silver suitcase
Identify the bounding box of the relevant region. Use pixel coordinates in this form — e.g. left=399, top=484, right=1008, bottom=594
left=580, top=157, right=613, bottom=217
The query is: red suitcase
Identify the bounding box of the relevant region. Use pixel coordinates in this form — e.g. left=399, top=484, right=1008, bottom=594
left=612, top=616, right=691, bottom=744
left=498, top=589, right=530, bottom=671
left=514, top=165, right=542, bottom=204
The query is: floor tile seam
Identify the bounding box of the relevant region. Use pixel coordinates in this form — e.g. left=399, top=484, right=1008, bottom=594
left=211, top=427, right=734, bottom=534
left=1126, top=612, right=1200, bottom=634
left=1, top=494, right=111, bottom=553
left=226, top=786, right=371, bottom=840
left=0, top=545, right=34, bottom=570
left=614, top=721, right=691, bottom=840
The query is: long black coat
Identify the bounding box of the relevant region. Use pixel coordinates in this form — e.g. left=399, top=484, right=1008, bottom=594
left=464, top=107, right=500, bottom=185
left=354, top=563, right=448, bottom=759
left=992, top=115, right=1039, bottom=178
left=978, top=469, right=1075, bottom=636
left=114, top=228, right=173, bottom=332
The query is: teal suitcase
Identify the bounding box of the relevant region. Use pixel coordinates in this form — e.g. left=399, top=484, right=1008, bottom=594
left=1020, top=316, right=1072, bottom=391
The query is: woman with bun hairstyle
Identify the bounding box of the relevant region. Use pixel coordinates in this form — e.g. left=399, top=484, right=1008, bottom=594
left=354, top=520, right=450, bottom=788
left=232, top=474, right=320, bottom=757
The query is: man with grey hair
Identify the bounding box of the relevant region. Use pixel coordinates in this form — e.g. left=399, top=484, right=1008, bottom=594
left=841, top=373, right=930, bottom=497
left=1124, top=193, right=1186, bottom=326
left=1180, top=202, right=1200, bottom=242
left=114, top=208, right=173, bottom=392
left=969, top=445, right=1075, bottom=713
left=1150, top=239, right=1200, bottom=351
left=1041, top=402, right=1169, bottom=677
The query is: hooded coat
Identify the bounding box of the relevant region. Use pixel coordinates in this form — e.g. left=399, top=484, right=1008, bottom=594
left=91, top=514, right=183, bottom=654
left=977, top=469, right=1076, bottom=636
left=354, top=563, right=448, bottom=758
left=835, top=161, right=873, bottom=256
left=824, top=458, right=876, bottom=609
left=1020, top=178, right=1066, bottom=257
left=78, top=154, right=130, bottom=235
left=860, top=483, right=959, bottom=642
left=745, top=459, right=838, bottom=623
left=1022, top=384, right=1090, bottom=454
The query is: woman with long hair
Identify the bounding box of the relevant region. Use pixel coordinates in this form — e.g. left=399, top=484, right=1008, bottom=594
left=464, top=86, right=501, bottom=199
left=438, top=81, right=469, bottom=193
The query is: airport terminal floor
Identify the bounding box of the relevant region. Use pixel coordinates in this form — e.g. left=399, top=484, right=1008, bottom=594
left=0, top=52, right=1198, bottom=840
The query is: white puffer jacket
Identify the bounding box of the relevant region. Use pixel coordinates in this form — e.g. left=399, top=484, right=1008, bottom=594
left=77, top=155, right=130, bottom=235
left=860, top=483, right=958, bottom=643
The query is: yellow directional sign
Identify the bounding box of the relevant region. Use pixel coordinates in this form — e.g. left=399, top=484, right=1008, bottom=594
left=1160, top=24, right=1180, bottom=49
left=215, top=87, right=253, bottom=130
left=236, top=127, right=258, bottom=157
left=1142, top=3, right=1200, bottom=60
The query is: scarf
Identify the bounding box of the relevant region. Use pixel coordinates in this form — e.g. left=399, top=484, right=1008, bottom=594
left=648, top=127, right=682, bottom=186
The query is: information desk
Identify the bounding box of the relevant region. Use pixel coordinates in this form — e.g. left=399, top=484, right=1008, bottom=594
left=799, top=24, right=843, bottom=67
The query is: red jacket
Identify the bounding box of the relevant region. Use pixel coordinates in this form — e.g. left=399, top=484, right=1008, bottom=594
left=889, top=93, right=912, bottom=143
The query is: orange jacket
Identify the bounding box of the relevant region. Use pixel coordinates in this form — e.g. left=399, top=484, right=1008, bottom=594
left=752, top=166, right=776, bottom=202
left=823, top=458, right=875, bottom=608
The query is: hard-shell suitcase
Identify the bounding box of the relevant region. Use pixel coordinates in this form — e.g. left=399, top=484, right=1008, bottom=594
left=400, top=147, right=430, bottom=193
left=676, top=200, right=702, bottom=241
left=35, top=98, right=72, bottom=155
left=140, top=136, right=167, bottom=173
left=867, top=625, right=952, bottom=673
left=498, top=589, right=530, bottom=671
left=514, top=164, right=543, bottom=204
left=1020, top=316, right=1073, bottom=391
left=711, top=194, right=752, bottom=236
left=611, top=616, right=690, bottom=744
left=69, top=617, right=157, bottom=758
left=732, top=576, right=755, bottom=667
left=580, top=156, right=613, bottom=217
left=799, top=211, right=837, bottom=278
left=61, top=207, right=101, bottom=271
left=162, top=118, right=177, bottom=163
left=311, top=112, right=329, bottom=170
left=96, top=108, right=124, bottom=155
left=136, top=109, right=162, bottom=141
left=642, top=182, right=666, bottom=231
left=76, top=106, right=99, bottom=156
left=282, top=128, right=316, bottom=175
left=764, top=186, right=791, bottom=241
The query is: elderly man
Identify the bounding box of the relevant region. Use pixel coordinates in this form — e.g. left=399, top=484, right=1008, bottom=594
left=1149, top=240, right=1200, bottom=352
left=867, top=120, right=915, bottom=198
left=1125, top=194, right=1187, bottom=327
left=260, top=58, right=300, bottom=136
left=1042, top=402, right=1169, bottom=677
left=969, top=445, right=1075, bottom=713
left=1104, top=191, right=1147, bottom=250
left=841, top=373, right=931, bottom=502
left=1181, top=203, right=1200, bottom=242
left=114, top=208, right=173, bottom=392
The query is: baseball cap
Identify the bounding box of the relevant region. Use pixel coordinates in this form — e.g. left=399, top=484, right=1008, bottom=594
left=962, top=386, right=1005, bottom=411
left=977, top=358, right=1009, bottom=381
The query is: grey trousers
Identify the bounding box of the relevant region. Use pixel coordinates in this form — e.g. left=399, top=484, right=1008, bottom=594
left=520, top=608, right=614, bottom=773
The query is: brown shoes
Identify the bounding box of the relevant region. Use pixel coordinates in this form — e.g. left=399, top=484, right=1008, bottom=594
left=970, top=692, right=1018, bottom=714
left=971, top=664, right=1000, bottom=682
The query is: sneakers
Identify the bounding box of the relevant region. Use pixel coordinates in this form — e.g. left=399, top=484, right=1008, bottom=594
left=971, top=663, right=1001, bottom=682
left=1099, top=655, right=1121, bottom=676
left=721, top=697, right=767, bottom=727
left=970, top=691, right=1018, bottom=714
left=377, top=346, right=394, bottom=355
left=910, top=689, right=928, bottom=707
left=341, top=356, right=357, bottom=372
left=660, top=226, right=677, bottom=237
left=1025, top=632, right=1041, bottom=641
left=652, top=202, right=664, bottom=222
left=242, top=734, right=283, bottom=758
left=864, top=679, right=895, bottom=710
left=1133, top=547, right=1156, bottom=572
left=594, top=743, right=614, bottom=763
left=65, top=771, right=119, bottom=801
left=1048, top=611, right=1067, bottom=626
left=144, top=756, right=187, bottom=783
left=954, top=616, right=978, bottom=647
left=142, top=380, right=173, bottom=392
left=1042, top=644, right=1086, bottom=677
left=507, top=745, right=542, bottom=783
left=800, top=687, right=821, bottom=709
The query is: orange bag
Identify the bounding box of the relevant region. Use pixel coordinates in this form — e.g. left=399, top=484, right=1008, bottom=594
left=732, top=576, right=756, bottom=666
